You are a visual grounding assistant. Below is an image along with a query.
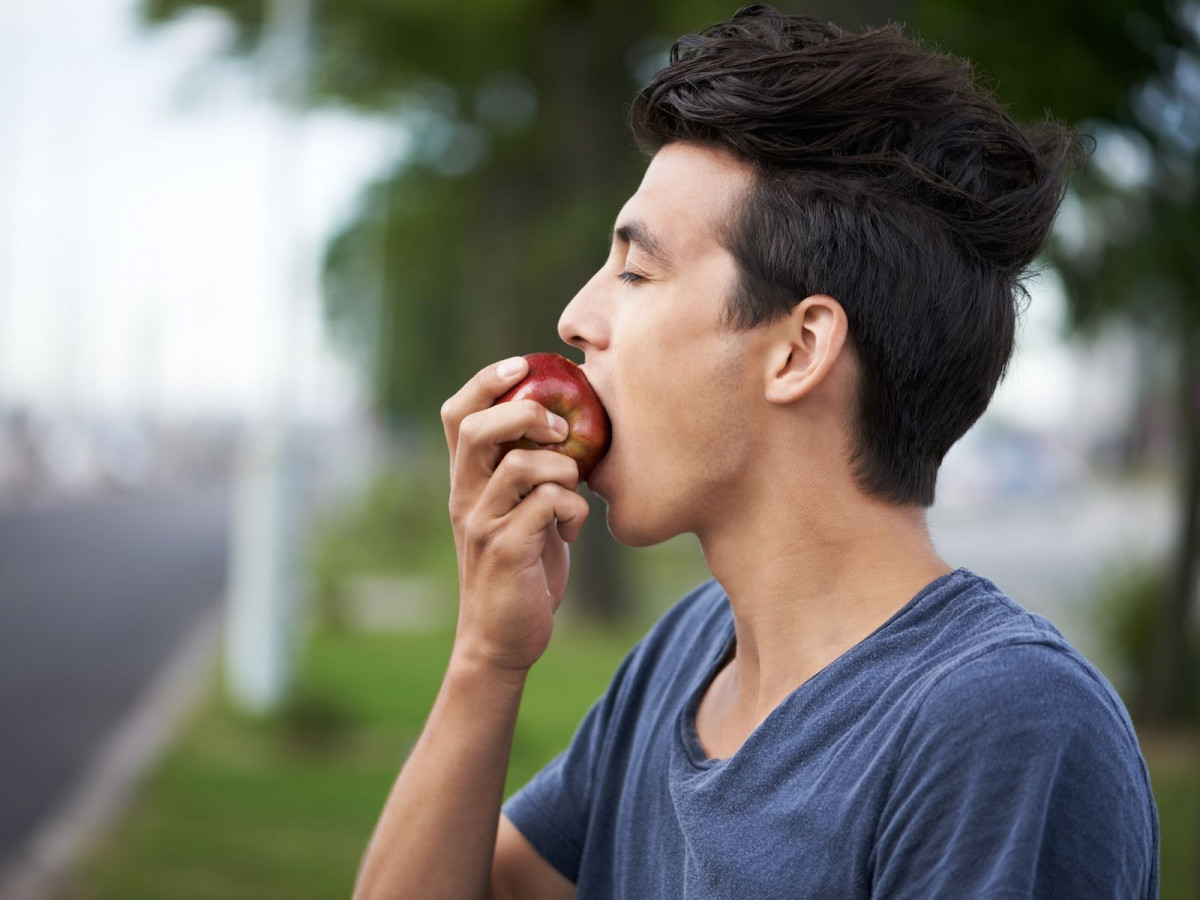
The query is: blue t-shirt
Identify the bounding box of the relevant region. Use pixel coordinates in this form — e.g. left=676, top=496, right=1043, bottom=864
left=502, top=567, right=1160, bottom=898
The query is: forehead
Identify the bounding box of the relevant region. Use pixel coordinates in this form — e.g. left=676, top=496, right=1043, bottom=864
left=617, top=142, right=753, bottom=258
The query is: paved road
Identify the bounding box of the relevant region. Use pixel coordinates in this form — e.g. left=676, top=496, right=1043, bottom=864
left=0, top=482, right=231, bottom=871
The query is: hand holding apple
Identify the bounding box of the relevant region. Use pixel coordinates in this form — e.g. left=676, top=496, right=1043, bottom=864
left=493, top=352, right=611, bottom=482
left=439, top=355, right=599, bottom=674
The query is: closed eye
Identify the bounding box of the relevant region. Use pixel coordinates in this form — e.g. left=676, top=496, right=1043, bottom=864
left=618, top=270, right=645, bottom=284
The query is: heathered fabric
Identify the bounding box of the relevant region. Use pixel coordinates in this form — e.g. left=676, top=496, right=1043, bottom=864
left=502, top=567, right=1160, bottom=898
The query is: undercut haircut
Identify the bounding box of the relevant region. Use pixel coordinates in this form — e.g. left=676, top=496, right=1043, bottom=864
left=627, top=3, right=1090, bottom=507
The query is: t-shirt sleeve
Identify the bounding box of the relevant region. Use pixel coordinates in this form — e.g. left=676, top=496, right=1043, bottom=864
left=872, top=641, right=1160, bottom=899
left=501, top=646, right=640, bottom=885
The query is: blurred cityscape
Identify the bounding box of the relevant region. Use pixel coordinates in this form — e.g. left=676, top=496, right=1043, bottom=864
left=0, top=409, right=235, bottom=510
left=0, top=407, right=386, bottom=515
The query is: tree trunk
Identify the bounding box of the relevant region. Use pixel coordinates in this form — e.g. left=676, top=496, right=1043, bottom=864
left=1144, top=327, right=1200, bottom=725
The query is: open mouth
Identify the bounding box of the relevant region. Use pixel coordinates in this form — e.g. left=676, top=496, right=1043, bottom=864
left=579, top=367, right=613, bottom=487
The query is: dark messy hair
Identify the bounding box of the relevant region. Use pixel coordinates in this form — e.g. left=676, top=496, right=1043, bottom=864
left=627, top=4, right=1091, bottom=507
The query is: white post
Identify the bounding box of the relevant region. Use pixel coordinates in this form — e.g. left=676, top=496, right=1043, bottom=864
left=224, top=0, right=312, bottom=715
left=225, top=413, right=305, bottom=714
left=0, top=4, right=28, bottom=401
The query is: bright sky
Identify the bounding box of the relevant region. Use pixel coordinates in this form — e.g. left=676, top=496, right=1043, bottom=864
left=0, top=0, right=398, bottom=420
left=0, top=0, right=1122, bottom=435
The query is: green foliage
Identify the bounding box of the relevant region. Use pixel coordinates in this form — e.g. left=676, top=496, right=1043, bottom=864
left=1054, top=170, right=1200, bottom=339
left=910, top=0, right=1200, bottom=338
left=307, top=443, right=457, bottom=630
left=1095, top=555, right=1200, bottom=725
left=911, top=0, right=1170, bottom=126
left=1096, top=557, right=1163, bottom=693
left=321, top=173, right=472, bottom=427
left=1147, top=736, right=1200, bottom=895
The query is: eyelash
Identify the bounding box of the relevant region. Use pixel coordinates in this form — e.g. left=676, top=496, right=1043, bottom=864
left=618, top=270, right=644, bottom=284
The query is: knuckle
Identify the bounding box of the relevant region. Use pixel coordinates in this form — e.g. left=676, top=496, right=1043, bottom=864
left=523, top=399, right=548, bottom=423
left=457, top=411, right=480, bottom=444
left=531, top=481, right=561, bottom=503
left=561, top=455, right=581, bottom=487
left=496, top=448, right=533, bottom=480
left=439, top=397, right=457, bottom=423
left=563, top=493, right=586, bottom=521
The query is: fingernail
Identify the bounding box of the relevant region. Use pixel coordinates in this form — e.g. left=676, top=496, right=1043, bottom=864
left=497, top=357, right=525, bottom=378
left=547, top=411, right=569, bottom=434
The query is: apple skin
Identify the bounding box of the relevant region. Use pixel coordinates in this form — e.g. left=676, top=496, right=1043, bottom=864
left=493, top=352, right=612, bottom=482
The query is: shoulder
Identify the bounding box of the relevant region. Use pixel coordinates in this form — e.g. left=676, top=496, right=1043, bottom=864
left=895, top=639, right=1158, bottom=859
left=917, top=638, right=1133, bottom=730
left=897, top=570, right=1134, bottom=737
left=876, top=640, right=1159, bottom=897
left=903, top=638, right=1145, bottom=768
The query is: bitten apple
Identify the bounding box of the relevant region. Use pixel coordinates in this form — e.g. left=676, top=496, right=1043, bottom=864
left=494, top=352, right=611, bottom=482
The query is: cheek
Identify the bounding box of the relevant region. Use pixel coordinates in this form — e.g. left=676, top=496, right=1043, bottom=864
left=610, top=278, right=738, bottom=459
left=618, top=329, right=693, bottom=432
left=619, top=352, right=724, bottom=478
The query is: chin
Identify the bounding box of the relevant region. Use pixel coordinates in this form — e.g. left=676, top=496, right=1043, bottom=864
left=586, top=447, right=693, bottom=547
left=597, top=494, right=687, bottom=549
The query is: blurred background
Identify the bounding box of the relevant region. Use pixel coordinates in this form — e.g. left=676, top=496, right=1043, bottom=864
left=0, top=0, right=1196, bottom=897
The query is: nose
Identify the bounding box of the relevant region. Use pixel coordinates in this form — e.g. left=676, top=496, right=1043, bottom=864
left=557, top=266, right=609, bottom=354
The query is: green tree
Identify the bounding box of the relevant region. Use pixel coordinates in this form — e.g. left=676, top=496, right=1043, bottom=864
left=913, top=0, right=1199, bottom=725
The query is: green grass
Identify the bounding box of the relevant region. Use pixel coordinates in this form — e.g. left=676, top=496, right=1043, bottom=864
left=1142, top=732, right=1200, bottom=897
left=69, top=622, right=645, bottom=900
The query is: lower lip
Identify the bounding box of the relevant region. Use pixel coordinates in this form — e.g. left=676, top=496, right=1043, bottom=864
left=586, top=449, right=611, bottom=490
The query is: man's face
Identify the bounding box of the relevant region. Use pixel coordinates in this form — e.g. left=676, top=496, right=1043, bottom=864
left=558, top=141, right=762, bottom=547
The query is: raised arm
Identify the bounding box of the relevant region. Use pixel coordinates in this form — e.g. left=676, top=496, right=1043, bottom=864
left=352, top=357, right=589, bottom=900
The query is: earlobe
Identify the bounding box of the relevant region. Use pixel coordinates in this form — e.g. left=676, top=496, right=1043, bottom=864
left=764, top=295, right=848, bottom=405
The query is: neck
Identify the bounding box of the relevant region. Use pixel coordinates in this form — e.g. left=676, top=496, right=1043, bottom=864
left=696, top=466, right=953, bottom=725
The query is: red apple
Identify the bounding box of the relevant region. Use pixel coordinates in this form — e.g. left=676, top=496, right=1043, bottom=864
left=494, top=352, right=611, bottom=482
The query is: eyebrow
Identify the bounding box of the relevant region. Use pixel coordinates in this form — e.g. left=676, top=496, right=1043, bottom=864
left=614, top=220, right=674, bottom=270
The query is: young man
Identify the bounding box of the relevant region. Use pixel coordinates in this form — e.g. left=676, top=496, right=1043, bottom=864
left=354, top=6, right=1160, bottom=899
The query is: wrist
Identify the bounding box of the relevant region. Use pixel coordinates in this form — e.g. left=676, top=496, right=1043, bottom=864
left=448, top=642, right=533, bottom=688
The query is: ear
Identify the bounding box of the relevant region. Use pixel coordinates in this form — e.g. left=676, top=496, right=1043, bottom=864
left=763, top=294, right=849, bottom=405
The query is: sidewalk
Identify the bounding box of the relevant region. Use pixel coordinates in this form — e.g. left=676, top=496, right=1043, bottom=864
left=0, top=605, right=223, bottom=900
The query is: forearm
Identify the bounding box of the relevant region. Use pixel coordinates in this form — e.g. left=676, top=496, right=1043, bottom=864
left=352, top=652, right=527, bottom=900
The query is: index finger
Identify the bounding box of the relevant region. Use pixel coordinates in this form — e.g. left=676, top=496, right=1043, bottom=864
left=441, top=356, right=529, bottom=469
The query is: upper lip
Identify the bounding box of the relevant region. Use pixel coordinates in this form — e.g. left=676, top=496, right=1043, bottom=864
left=579, top=365, right=610, bottom=416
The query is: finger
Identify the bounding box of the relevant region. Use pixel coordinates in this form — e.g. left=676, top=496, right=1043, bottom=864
left=476, top=449, right=580, bottom=522
left=447, top=405, right=569, bottom=529
left=503, top=482, right=591, bottom=550
left=542, top=522, right=569, bottom=605
left=457, top=400, right=571, bottom=485
left=441, top=356, right=529, bottom=470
